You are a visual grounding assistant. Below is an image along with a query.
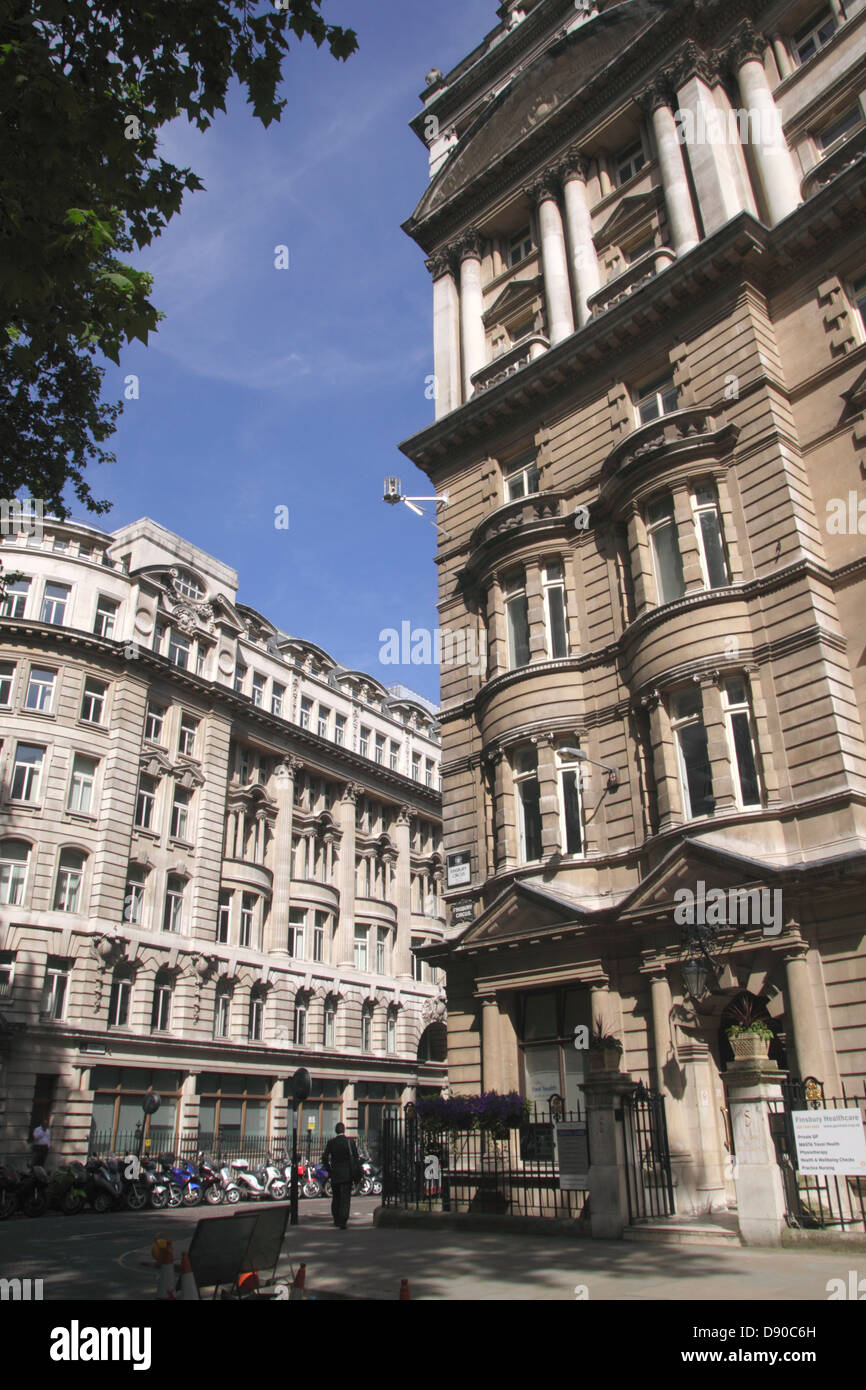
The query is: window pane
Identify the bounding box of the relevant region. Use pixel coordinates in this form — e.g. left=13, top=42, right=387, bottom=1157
left=523, top=1044, right=562, bottom=1104
left=519, top=777, right=542, bottom=861
left=698, top=509, right=729, bottom=588
left=678, top=723, right=715, bottom=817
left=546, top=586, right=568, bottom=658
left=730, top=711, right=760, bottom=806
left=561, top=769, right=582, bottom=854
left=523, top=992, right=557, bottom=1041
left=507, top=594, right=530, bottom=668
left=651, top=519, right=685, bottom=604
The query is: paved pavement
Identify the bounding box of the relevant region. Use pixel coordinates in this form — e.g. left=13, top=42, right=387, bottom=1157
left=0, top=1199, right=861, bottom=1300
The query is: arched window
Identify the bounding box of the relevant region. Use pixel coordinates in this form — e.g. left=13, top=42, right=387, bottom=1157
left=418, top=1022, right=448, bottom=1064
left=0, top=839, right=31, bottom=906
left=171, top=569, right=205, bottom=601
left=323, top=996, right=337, bottom=1048
left=361, top=1003, right=374, bottom=1052
left=386, top=1007, right=397, bottom=1055
left=108, top=966, right=133, bottom=1029
left=54, top=849, right=86, bottom=913
left=293, top=994, right=307, bottom=1046
left=151, top=969, right=173, bottom=1033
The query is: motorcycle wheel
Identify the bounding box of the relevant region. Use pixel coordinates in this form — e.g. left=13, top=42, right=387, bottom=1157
left=0, top=1191, right=17, bottom=1220
left=205, top=1185, right=224, bottom=1205
left=301, top=1180, right=320, bottom=1199
left=269, top=1181, right=288, bottom=1201
left=322, top=1179, right=332, bottom=1198
left=93, top=1193, right=112, bottom=1214
left=124, top=1183, right=148, bottom=1211
left=224, top=1186, right=241, bottom=1205
left=357, top=1177, right=374, bottom=1197
left=149, top=1187, right=170, bottom=1210
left=182, top=1186, right=202, bottom=1207
left=167, top=1184, right=183, bottom=1209
left=61, top=1191, right=85, bottom=1216
left=372, top=1179, right=383, bottom=1195
left=23, top=1192, right=47, bottom=1217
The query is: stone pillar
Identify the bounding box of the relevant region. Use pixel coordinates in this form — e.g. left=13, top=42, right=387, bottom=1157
left=770, top=34, right=793, bottom=80
left=725, top=1058, right=788, bottom=1245
left=677, top=1040, right=730, bottom=1211
left=672, top=44, right=756, bottom=235
left=458, top=231, right=486, bottom=399
left=729, top=25, right=802, bottom=225
left=394, top=806, right=413, bottom=979
left=560, top=151, right=601, bottom=327
left=335, top=783, right=360, bottom=968
left=625, top=502, right=654, bottom=615
left=782, top=941, right=824, bottom=1080
left=268, top=756, right=301, bottom=956
left=528, top=174, right=574, bottom=345
left=427, top=249, right=461, bottom=418
left=481, top=996, right=502, bottom=1092
left=536, top=737, right=560, bottom=858
left=491, top=751, right=517, bottom=870
left=646, top=696, right=679, bottom=832
left=702, top=677, right=737, bottom=812
left=671, top=481, right=703, bottom=592
left=581, top=1070, right=637, bottom=1239
left=525, top=560, right=547, bottom=660
left=643, top=86, right=701, bottom=255
left=486, top=574, right=507, bottom=678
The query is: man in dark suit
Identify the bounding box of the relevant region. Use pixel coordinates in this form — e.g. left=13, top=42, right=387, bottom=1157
left=322, top=1123, right=361, bottom=1230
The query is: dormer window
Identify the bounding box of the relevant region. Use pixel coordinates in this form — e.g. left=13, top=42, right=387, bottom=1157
left=173, top=569, right=204, bottom=601
left=509, top=227, right=534, bottom=267
left=794, top=7, right=837, bottom=65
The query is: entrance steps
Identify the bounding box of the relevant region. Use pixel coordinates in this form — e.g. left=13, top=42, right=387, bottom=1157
left=624, top=1215, right=741, bottom=1248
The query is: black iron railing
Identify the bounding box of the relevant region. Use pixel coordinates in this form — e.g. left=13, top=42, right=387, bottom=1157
left=382, top=1102, right=589, bottom=1220
left=769, top=1078, right=866, bottom=1232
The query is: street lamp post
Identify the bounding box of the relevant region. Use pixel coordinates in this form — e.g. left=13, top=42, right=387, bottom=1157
left=289, top=1068, right=311, bottom=1226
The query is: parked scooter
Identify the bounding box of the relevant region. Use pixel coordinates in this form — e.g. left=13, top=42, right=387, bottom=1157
left=138, top=1157, right=175, bottom=1210
left=18, top=1164, right=49, bottom=1216
left=217, top=1161, right=242, bottom=1205
left=45, top=1163, right=88, bottom=1215
left=84, top=1156, right=125, bottom=1213
left=229, top=1157, right=288, bottom=1201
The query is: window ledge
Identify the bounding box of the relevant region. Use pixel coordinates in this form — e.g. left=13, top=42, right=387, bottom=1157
left=801, top=123, right=866, bottom=198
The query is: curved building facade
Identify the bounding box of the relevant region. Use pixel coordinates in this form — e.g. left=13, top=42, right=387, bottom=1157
left=400, top=0, right=866, bottom=1213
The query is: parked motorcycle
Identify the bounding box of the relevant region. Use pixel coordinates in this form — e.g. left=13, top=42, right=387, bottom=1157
left=84, top=1156, right=125, bottom=1213
left=230, top=1157, right=287, bottom=1201
left=17, top=1164, right=50, bottom=1217
left=197, top=1154, right=225, bottom=1206
left=139, top=1157, right=176, bottom=1210
left=46, top=1163, right=88, bottom=1215
left=0, top=1165, right=22, bottom=1220
left=156, top=1154, right=199, bottom=1208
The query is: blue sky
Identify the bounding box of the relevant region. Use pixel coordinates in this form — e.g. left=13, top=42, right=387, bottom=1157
left=82, top=0, right=496, bottom=704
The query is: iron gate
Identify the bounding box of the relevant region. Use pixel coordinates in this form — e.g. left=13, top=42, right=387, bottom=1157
left=769, top=1077, right=866, bottom=1232
left=623, top=1081, right=675, bottom=1221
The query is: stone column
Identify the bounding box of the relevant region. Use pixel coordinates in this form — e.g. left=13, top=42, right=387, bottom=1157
left=770, top=34, right=793, bottom=80
left=725, top=1057, right=788, bottom=1245
left=672, top=43, right=756, bottom=234
left=728, top=23, right=801, bottom=225
left=267, top=756, right=301, bottom=956
left=481, top=996, right=502, bottom=1092
left=527, top=174, right=574, bottom=345
left=335, top=783, right=360, bottom=968
left=641, top=84, right=701, bottom=255
left=458, top=231, right=486, bottom=399
left=782, top=940, right=824, bottom=1080
left=559, top=150, right=600, bottom=327
left=491, top=751, right=517, bottom=870
left=394, top=806, right=413, bottom=979
left=702, top=677, right=737, bottom=812
left=535, top=736, right=560, bottom=859
left=427, top=249, right=461, bottom=418
left=581, top=1070, right=637, bottom=1239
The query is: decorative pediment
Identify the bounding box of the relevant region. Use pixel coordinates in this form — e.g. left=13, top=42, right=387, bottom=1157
left=595, top=191, right=662, bottom=250
left=482, top=276, right=543, bottom=328
left=453, top=879, right=588, bottom=949
left=616, top=838, right=783, bottom=924
left=175, top=762, right=206, bottom=791
left=139, top=749, right=174, bottom=779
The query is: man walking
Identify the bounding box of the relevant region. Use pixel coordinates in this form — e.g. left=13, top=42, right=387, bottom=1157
left=321, top=1123, right=361, bottom=1230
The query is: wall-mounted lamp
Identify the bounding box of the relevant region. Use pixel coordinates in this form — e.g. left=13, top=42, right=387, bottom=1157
left=558, top=746, right=619, bottom=791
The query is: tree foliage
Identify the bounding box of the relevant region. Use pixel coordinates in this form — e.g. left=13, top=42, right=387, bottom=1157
left=0, top=0, right=358, bottom=516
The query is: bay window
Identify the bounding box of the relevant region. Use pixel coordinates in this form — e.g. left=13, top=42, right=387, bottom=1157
left=647, top=495, right=686, bottom=604
left=671, top=688, right=715, bottom=819
left=722, top=677, right=762, bottom=808
left=542, top=561, right=569, bottom=658
left=514, top=746, right=542, bottom=862
left=505, top=569, right=530, bottom=669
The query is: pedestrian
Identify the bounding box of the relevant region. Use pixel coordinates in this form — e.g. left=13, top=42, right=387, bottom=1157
left=31, top=1118, right=50, bottom=1168
left=321, top=1123, right=362, bottom=1230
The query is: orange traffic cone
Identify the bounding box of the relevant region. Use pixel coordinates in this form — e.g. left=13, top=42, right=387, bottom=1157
left=290, top=1263, right=306, bottom=1301
left=155, top=1246, right=176, bottom=1300
left=399, top=1278, right=411, bottom=1300
left=237, top=1270, right=260, bottom=1296
left=179, top=1250, right=199, bottom=1301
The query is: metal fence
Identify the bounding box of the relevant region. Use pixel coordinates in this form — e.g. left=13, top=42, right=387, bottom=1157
left=769, top=1078, right=866, bottom=1232
left=382, top=1103, right=589, bottom=1220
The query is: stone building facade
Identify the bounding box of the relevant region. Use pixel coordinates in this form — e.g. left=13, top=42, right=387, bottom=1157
left=0, top=516, right=446, bottom=1160
left=399, top=0, right=866, bottom=1214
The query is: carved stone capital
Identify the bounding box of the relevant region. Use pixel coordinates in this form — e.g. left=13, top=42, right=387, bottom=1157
left=636, top=78, right=675, bottom=116
left=456, top=230, right=483, bottom=262
left=670, top=40, right=719, bottom=89
left=722, top=19, right=767, bottom=72
left=558, top=145, right=591, bottom=182
left=524, top=167, right=561, bottom=204
left=397, top=804, right=413, bottom=826
left=341, top=781, right=363, bottom=803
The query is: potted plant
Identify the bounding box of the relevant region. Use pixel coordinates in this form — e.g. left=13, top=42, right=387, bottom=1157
left=588, top=1019, right=624, bottom=1073
left=725, top=995, right=774, bottom=1061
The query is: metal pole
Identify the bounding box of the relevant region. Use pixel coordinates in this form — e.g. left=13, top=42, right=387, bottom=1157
left=290, top=1098, right=299, bottom=1226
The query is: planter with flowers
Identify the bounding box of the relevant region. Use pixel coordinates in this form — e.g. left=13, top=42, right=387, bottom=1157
left=588, top=1021, right=624, bottom=1073
left=725, top=996, right=774, bottom=1061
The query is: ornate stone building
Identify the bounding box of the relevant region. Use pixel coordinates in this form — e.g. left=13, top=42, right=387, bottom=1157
left=399, top=0, right=866, bottom=1213
left=0, top=516, right=446, bottom=1160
